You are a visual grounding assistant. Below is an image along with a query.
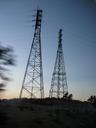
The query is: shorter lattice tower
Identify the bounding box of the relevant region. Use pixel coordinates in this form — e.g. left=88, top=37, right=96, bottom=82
left=49, top=29, right=68, bottom=98
left=19, top=9, right=44, bottom=98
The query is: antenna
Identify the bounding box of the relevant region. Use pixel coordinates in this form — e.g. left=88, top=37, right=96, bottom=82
left=49, top=29, right=68, bottom=98
left=19, top=9, right=44, bottom=98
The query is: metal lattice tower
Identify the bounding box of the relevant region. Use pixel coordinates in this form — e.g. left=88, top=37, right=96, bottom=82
left=19, top=9, right=44, bottom=98
left=49, top=29, right=68, bottom=98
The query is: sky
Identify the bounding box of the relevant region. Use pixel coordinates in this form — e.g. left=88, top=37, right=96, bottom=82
left=0, top=0, right=96, bottom=100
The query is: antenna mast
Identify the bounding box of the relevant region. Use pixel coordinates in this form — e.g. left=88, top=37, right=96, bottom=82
left=19, top=9, right=44, bottom=98
left=49, top=29, right=68, bottom=98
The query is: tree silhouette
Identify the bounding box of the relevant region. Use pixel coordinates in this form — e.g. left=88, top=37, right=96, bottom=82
left=0, top=44, right=16, bottom=92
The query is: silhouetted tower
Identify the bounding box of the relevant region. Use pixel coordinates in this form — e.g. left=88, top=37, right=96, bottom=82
left=49, top=29, right=68, bottom=98
left=19, top=9, right=44, bottom=98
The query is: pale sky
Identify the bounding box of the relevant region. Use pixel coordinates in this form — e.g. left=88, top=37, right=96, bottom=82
left=0, top=0, right=96, bottom=100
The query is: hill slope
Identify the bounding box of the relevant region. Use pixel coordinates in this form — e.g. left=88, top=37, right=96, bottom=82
left=0, top=98, right=96, bottom=128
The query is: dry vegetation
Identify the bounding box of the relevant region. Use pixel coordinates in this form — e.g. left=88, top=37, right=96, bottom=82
left=0, top=98, right=96, bottom=128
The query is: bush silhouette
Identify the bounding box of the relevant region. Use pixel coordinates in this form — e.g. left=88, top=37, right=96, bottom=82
left=88, top=95, right=96, bottom=107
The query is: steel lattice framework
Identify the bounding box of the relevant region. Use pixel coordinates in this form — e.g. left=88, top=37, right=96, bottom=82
left=49, top=29, right=68, bottom=98
left=19, top=9, right=44, bottom=98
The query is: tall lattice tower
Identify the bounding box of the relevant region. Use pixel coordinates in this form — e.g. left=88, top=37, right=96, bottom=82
left=19, top=9, right=44, bottom=98
left=49, top=29, right=68, bottom=98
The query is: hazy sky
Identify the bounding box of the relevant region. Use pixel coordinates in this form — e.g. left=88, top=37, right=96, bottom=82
left=0, top=0, right=96, bottom=100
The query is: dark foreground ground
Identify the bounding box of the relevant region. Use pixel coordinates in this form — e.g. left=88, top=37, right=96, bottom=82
left=0, top=98, right=96, bottom=128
